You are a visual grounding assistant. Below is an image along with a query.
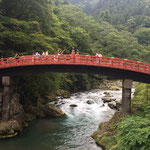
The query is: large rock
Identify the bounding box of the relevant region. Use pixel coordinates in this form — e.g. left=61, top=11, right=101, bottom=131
left=0, top=120, right=21, bottom=139
left=103, top=92, right=111, bottom=97
left=108, top=101, right=121, bottom=110
left=108, top=101, right=117, bottom=109
left=24, top=105, right=45, bottom=118
left=44, top=104, right=65, bottom=117
left=87, top=100, right=94, bottom=104
left=70, top=104, right=78, bottom=107
left=102, top=97, right=116, bottom=103
left=9, top=93, right=24, bottom=122
left=109, top=86, right=120, bottom=91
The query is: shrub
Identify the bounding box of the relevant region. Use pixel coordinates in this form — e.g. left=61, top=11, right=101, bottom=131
left=116, top=116, right=150, bottom=150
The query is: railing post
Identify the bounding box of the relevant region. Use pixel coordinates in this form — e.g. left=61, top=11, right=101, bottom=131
left=122, top=79, right=133, bottom=115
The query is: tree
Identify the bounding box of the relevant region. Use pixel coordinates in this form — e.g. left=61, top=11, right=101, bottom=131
left=134, top=28, right=150, bottom=46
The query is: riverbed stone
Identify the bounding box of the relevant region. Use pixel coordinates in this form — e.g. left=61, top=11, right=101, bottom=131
left=109, top=86, right=120, bottom=91
left=70, top=104, right=78, bottom=107
left=87, top=100, right=94, bottom=104
left=103, top=92, right=111, bottom=97
left=102, top=97, right=116, bottom=103
left=108, top=101, right=117, bottom=109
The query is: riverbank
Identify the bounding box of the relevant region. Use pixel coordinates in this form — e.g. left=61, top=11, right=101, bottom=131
left=0, top=80, right=121, bottom=139
left=92, top=112, right=124, bottom=150
left=92, top=104, right=150, bottom=150
left=0, top=88, right=120, bottom=150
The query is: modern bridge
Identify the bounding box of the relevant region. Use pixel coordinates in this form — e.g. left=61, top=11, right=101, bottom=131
left=0, top=52, right=150, bottom=121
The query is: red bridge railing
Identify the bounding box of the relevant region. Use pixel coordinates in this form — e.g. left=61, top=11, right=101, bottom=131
left=0, top=54, right=150, bottom=75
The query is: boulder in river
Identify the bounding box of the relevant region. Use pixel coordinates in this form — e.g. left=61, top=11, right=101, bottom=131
left=103, top=92, right=111, bottom=97
left=70, top=104, right=78, bottom=107
left=44, top=104, right=65, bottom=117
left=109, top=86, right=120, bottom=91
left=102, top=97, right=116, bottom=103
left=108, top=101, right=121, bottom=110
left=87, top=100, right=94, bottom=104
left=108, top=101, right=117, bottom=110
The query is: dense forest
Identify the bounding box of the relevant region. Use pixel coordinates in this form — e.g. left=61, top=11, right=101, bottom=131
left=0, top=0, right=148, bottom=104
left=0, top=0, right=150, bottom=149
left=65, top=0, right=150, bottom=149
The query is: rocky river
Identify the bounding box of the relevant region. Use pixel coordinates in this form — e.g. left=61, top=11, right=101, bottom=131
left=0, top=89, right=122, bottom=150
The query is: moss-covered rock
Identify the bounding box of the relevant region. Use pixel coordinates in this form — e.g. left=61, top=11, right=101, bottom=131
left=92, top=112, right=124, bottom=150
left=24, top=105, right=46, bottom=118
left=0, top=120, right=21, bottom=139
left=23, top=113, right=36, bottom=122
left=43, top=104, right=65, bottom=117
left=56, top=89, right=71, bottom=98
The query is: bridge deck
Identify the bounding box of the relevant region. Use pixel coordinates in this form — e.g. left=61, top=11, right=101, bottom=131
left=0, top=54, right=149, bottom=75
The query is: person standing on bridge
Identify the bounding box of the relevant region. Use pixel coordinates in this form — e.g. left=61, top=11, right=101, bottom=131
left=45, top=51, right=48, bottom=55
left=15, top=53, right=19, bottom=57
left=96, top=53, right=102, bottom=63
left=15, top=53, right=20, bottom=62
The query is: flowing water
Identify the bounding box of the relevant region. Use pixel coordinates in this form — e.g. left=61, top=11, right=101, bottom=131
left=0, top=89, right=122, bottom=150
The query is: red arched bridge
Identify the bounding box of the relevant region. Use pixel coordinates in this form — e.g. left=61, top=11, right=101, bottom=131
left=0, top=52, right=150, bottom=121
left=0, top=53, right=150, bottom=83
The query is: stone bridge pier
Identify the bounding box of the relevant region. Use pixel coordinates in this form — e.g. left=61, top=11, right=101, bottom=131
left=0, top=76, right=13, bottom=121
left=122, top=79, right=133, bottom=114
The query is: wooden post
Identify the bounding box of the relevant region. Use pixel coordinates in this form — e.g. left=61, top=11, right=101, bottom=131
left=122, top=79, right=133, bottom=115
left=2, top=76, right=11, bottom=121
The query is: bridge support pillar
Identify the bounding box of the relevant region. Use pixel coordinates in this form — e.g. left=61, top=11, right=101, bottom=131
left=122, top=79, right=133, bottom=115
left=1, top=76, right=12, bottom=121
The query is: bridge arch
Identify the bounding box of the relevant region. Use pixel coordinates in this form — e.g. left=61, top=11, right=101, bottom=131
left=0, top=54, right=150, bottom=120
left=0, top=54, right=149, bottom=83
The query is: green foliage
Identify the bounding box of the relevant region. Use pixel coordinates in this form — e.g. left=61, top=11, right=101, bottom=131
left=134, top=28, right=150, bottom=46
left=60, top=73, right=100, bottom=93
left=0, top=0, right=150, bottom=108
left=1, top=0, right=53, bottom=34
left=132, top=83, right=150, bottom=105
left=16, top=73, right=61, bottom=105
left=116, top=116, right=150, bottom=150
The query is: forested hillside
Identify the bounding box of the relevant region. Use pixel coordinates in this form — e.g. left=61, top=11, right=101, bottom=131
left=1, top=0, right=150, bottom=149
left=62, top=1, right=150, bottom=149
left=0, top=0, right=150, bottom=106
left=65, top=0, right=150, bottom=61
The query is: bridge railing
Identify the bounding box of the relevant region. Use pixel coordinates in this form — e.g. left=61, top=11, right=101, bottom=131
left=0, top=54, right=150, bottom=75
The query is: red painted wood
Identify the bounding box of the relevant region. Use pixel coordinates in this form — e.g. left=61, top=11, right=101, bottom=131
left=0, top=54, right=150, bottom=75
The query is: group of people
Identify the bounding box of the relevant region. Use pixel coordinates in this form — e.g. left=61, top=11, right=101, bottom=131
left=56, top=49, right=65, bottom=55
left=14, top=49, right=102, bottom=58
left=96, top=53, right=102, bottom=57
left=32, top=51, right=49, bottom=56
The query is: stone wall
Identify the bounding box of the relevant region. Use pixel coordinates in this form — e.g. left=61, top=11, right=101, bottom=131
left=0, top=93, right=2, bottom=120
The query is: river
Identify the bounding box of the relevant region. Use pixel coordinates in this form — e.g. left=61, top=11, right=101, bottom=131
left=0, top=89, right=122, bottom=150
